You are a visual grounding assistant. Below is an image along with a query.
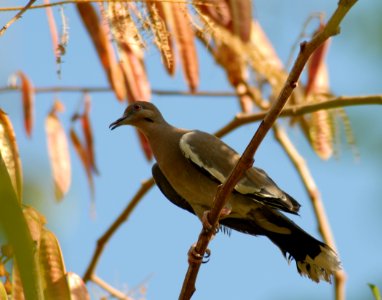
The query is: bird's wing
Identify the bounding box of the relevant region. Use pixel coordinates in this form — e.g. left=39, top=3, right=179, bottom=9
left=152, top=163, right=232, bottom=235
left=179, top=131, right=300, bottom=214
left=152, top=163, right=195, bottom=214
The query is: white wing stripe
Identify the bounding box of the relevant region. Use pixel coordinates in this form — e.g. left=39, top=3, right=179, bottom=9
left=180, top=132, right=226, bottom=183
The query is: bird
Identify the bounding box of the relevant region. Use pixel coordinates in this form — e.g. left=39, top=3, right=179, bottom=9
left=109, top=101, right=341, bottom=283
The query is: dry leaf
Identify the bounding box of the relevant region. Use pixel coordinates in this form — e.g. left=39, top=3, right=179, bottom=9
left=250, top=21, right=283, bottom=71
left=70, top=128, right=94, bottom=197
left=107, top=3, right=153, bottom=159
left=198, top=14, right=286, bottom=95
left=119, top=50, right=151, bottom=103
left=195, top=0, right=231, bottom=28
left=171, top=2, right=199, bottom=92
left=119, top=51, right=153, bottom=159
left=306, top=21, right=330, bottom=97
left=23, top=206, right=46, bottom=246
left=0, top=110, right=23, bottom=202
left=39, top=229, right=71, bottom=300
left=229, top=0, right=252, bottom=42
left=107, top=2, right=144, bottom=53
left=46, top=101, right=71, bottom=201
left=147, top=2, right=176, bottom=75
left=77, top=3, right=126, bottom=101
left=66, top=272, right=90, bottom=300
left=306, top=42, right=330, bottom=96
left=214, top=43, right=253, bottom=112
left=309, top=109, right=333, bottom=160
left=17, top=71, right=34, bottom=137
left=108, top=3, right=151, bottom=102
left=304, top=22, right=333, bottom=160
left=81, top=96, right=98, bottom=174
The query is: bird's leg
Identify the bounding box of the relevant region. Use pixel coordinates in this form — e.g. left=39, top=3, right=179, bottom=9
left=201, top=210, right=215, bottom=232
left=188, top=243, right=211, bottom=264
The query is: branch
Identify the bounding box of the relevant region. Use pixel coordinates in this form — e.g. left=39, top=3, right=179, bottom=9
left=90, top=274, right=133, bottom=300
left=179, top=1, right=357, bottom=298
left=215, top=95, right=382, bottom=137
left=0, top=0, right=37, bottom=36
left=83, top=177, right=155, bottom=282
left=0, top=85, right=236, bottom=97
left=0, top=0, right=210, bottom=12
left=273, top=124, right=347, bottom=300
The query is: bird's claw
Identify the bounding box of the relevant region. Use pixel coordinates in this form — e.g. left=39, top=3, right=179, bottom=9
left=202, top=208, right=232, bottom=234
left=202, top=210, right=215, bottom=232
left=188, top=244, right=211, bottom=264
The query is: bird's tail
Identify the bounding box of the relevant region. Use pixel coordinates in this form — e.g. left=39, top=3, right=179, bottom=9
left=246, top=208, right=341, bottom=283
left=267, top=224, right=340, bottom=283
left=259, top=210, right=341, bottom=282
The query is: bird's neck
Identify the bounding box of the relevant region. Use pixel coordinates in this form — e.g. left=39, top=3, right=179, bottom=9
left=140, top=122, right=187, bottom=163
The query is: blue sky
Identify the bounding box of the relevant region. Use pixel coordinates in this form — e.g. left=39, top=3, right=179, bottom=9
left=1, top=1, right=382, bottom=299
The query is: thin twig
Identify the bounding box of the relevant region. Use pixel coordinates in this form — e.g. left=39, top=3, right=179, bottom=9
left=0, top=0, right=212, bottom=12
left=1, top=83, right=380, bottom=113
left=215, top=95, right=382, bottom=137
left=0, top=85, right=236, bottom=97
left=179, top=1, right=357, bottom=298
left=273, top=124, right=347, bottom=300
left=90, top=274, right=133, bottom=300
left=83, top=177, right=155, bottom=282
left=0, top=0, right=37, bottom=36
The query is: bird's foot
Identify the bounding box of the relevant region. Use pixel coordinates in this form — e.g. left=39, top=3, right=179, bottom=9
left=188, top=243, right=211, bottom=264
left=202, top=210, right=218, bottom=234
left=220, top=207, right=232, bottom=218
left=202, top=207, right=232, bottom=234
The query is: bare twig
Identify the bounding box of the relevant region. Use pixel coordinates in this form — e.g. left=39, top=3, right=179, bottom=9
left=90, top=274, right=133, bottom=300
left=1, top=83, right=380, bottom=113
left=0, top=0, right=211, bottom=12
left=215, top=95, right=382, bottom=137
left=179, top=1, right=357, bottom=298
left=273, top=124, right=347, bottom=300
left=83, top=177, right=155, bottom=282
left=0, top=0, right=37, bottom=36
left=0, top=85, right=236, bottom=97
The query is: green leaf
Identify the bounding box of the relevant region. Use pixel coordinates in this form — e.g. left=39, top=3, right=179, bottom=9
left=0, top=151, right=44, bottom=300
left=369, top=283, right=381, bottom=300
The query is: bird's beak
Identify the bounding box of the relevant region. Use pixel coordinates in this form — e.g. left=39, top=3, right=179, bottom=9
left=109, top=116, right=126, bottom=130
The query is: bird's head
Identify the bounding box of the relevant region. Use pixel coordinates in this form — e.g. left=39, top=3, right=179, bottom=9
left=109, top=101, right=163, bottom=131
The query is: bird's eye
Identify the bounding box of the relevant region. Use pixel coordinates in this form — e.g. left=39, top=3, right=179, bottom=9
left=133, top=104, right=142, bottom=111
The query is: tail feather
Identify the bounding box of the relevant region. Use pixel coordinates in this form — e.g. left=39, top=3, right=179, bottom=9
left=223, top=208, right=341, bottom=283
left=259, top=209, right=341, bottom=283
left=295, top=245, right=341, bottom=283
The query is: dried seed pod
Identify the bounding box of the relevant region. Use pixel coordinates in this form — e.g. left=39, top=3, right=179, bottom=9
left=0, top=110, right=23, bottom=202
left=45, top=101, right=71, bottom=201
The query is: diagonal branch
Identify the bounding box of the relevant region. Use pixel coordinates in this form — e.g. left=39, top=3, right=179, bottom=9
left=179, top=1, right=357, bottom=299
left=83, top=177, right=155, bottom=283
left=215, top=95, right=382, bottom=137
left=0, top=0, right=37, bottom=37
left=273, top=124, right=346, bottom=300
